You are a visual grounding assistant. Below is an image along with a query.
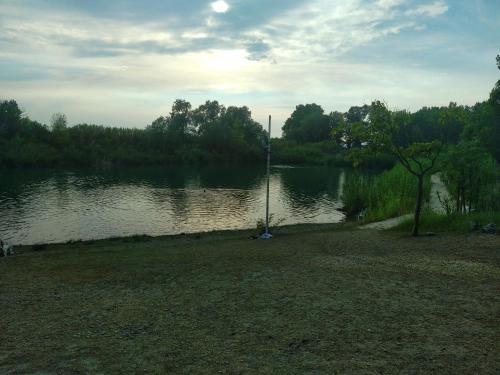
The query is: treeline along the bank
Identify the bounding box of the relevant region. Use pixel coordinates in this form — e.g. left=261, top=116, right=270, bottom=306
left=1, top=63, right=499, bottom=169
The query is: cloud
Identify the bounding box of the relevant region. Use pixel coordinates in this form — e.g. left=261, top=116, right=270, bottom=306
left=244, top=40, right=272, bottom=61
left=376, top=0, right=406, bottom=9
left=248, top=0, right=423, bottom=63
left=405, top=1, right=449, bottom=17
left=0, top=0, right=451, bottom=64
left=1, top=0, right=497, bottom=135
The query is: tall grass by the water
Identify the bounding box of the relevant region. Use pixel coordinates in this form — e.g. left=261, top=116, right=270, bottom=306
left=342, top=164, right=431, bottom=222
left=392, top=211, right=500, bottom=233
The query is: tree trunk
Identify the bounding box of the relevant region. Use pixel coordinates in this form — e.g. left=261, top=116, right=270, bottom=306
left=412, top=174, right=424, bottom=237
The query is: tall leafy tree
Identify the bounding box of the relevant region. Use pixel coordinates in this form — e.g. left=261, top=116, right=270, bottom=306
left=331, top=104, right=371, bottom=149
left=440, top=141, right=498, bottom=213
left=146, top=116, right=169, bottom=152
left=167, top=99, right=193, bottom=143
left=199, top=105, right=265, bottom=160
left=0, top=100, right=22, bottom=139
left=192, top=100, right=225, bottom=134
left=282, top=104, right=332, bottom=143
left=462, top=56, right=500, bottom=162
left=363, top=101, right=442, bottom=236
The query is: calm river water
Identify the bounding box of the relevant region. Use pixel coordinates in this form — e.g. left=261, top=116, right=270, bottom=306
left=0, top=166, right=353, bottom=245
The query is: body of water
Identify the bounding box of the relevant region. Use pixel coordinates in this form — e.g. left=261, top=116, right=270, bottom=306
left=0, top=166, right=354, bottom=245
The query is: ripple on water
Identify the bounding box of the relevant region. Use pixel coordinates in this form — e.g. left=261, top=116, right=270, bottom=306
left=0, top=166, right=352, bottom=245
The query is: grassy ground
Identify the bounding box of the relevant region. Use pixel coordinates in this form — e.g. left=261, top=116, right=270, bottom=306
left=1, top=225, right=499, bottom=374
left=394, top=211, right=500, bottom=234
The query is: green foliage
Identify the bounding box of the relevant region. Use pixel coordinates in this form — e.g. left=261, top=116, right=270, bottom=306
left=0, top=99, right=267, bottom=167
left=367, top=101, right=443, bottom=159
left=282, top=104, right=333, bottom=143
left=440, top=141, right=499, bottom=213
left=479, top=57, right=500, bottom=161
left=463, top=101, right=500, bottom=162
left=271, top=139, right=349, bottom=166
left=0, top=99, right=22, bottom=140
left=340, top=173, right=370, bottom=218
left=331, top=104, right=371, bottom=149
left=198, top=105, right=265, bottom=161
left=341, top=164, right=431, bottom=221
left=353, top=101, right=444, bottom=235
left=476, top=182, right=500, bottom=212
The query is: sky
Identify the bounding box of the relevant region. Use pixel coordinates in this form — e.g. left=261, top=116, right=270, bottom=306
left=0, top=0, right=498, bottom=135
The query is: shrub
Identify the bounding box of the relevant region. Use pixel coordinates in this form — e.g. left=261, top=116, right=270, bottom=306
left=341, top=164, right=431, bottom=222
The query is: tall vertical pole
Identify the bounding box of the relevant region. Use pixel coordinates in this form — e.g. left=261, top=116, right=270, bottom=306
left=262, top=115, right=272, bottom=239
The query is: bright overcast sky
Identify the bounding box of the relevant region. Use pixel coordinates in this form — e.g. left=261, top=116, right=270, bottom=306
left=0, top=0, right=498, bottom=135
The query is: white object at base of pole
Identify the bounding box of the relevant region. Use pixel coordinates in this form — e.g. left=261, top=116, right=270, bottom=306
left=259, top=232, right=273, bottom=240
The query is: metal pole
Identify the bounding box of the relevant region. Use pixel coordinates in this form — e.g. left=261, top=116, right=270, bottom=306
left=261, top=115, right=272, bottom=239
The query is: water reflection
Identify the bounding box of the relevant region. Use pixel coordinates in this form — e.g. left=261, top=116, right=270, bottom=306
left=279, top=167, right=342, bottom=212
left=0, top=165, right=358, bottom=245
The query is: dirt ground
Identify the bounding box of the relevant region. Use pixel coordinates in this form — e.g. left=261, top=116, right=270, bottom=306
left=1, top=226, right=499, bottom=374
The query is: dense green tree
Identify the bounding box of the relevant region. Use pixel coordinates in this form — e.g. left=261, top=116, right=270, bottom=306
left=148, top=116, right=168, bottom=133
left=483, top=55, right=500, bottom=160
left=329, top=111, right=344, bottom=144
left=0, top=100, right=22, bottom=139
left=440, top=141, right=498, bottom=213
left=463, top=101, right=500, bottom=162
left=282, top=104, right=332, bottom=143
left=408, top=104, right=467, bottom=145
left=331, top=104, right=371, bottom=149
left=198, top=105, right=265, bottom=160
left=146, top=116, right=169, bottom=152
left=192, top=100, right=225, bottom=134
left=345, top=105, right=370, bottom=124
left=166, top=99, right=194, bottom=145
left=461, top=57, right=500, bottom=162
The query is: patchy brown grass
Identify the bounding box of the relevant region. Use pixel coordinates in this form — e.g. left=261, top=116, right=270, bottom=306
left=1, top=227, right=499, bottom=374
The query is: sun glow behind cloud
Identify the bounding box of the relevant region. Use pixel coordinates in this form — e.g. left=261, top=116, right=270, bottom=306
left=203, top=49, right=252, bottom=71
left=0, top=0, right=498, bottom=134
left=211, top=1, right=229, bottom=13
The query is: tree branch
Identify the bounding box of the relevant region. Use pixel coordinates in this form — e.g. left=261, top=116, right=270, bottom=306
left=394, top=146, right=418, bottom=176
